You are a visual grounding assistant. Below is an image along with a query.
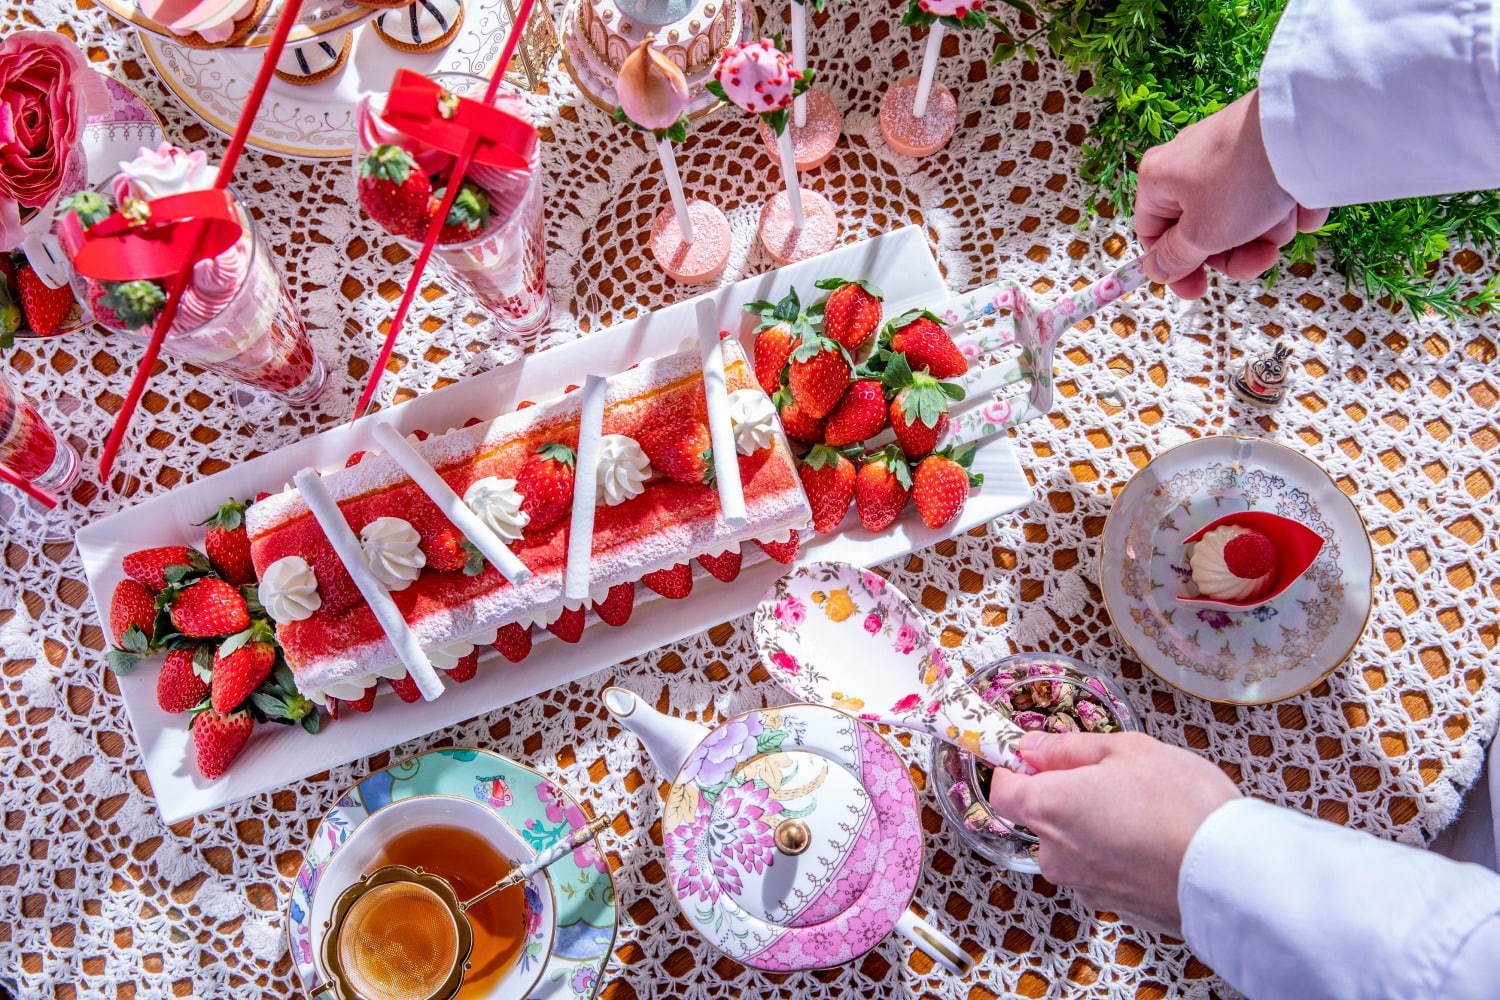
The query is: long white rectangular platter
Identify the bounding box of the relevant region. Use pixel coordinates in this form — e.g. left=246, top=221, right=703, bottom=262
left=76, top=226, right=1033, bottom=823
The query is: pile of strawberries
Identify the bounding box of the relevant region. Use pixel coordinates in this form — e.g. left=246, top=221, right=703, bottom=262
left=749, top=278, right=983, bottom=535
left=357, top=144, right=495, bottom=245
left=107, top=497, right=319, bottom=780
left=0, top=251, right=80, bottom=343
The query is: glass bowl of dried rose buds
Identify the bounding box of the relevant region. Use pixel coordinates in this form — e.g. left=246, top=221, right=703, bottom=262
left=931, top=652, right=1140, bottom=873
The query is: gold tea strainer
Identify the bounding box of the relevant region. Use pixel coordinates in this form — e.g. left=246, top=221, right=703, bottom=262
left=314, top=816, right=608, bottom=1000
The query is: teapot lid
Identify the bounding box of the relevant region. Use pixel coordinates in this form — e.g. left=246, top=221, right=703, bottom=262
left=662, top=705, right=924, bottom=971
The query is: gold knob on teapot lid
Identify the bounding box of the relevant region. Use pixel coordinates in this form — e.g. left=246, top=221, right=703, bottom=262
left=773, top=819, right=811, bottom=856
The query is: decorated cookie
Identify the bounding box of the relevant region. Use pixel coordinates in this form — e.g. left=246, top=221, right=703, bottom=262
left=274, top=34, right=353, bottom=86
left=373, top=0, right=466, bottom=52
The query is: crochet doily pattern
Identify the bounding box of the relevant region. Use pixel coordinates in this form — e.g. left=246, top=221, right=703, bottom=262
left=2, top=1, right=1497, bottom=997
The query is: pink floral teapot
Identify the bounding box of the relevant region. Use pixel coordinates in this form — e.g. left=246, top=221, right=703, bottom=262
left=603, top=686, right=974, bottom=974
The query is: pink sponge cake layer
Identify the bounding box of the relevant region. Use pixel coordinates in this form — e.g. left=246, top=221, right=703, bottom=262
left=246, top=344, right=810, bottom=698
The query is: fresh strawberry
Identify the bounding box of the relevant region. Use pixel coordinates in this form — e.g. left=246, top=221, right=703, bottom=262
left=156, top=648, right=209, bottom=713
left=642, top=563, right=694, bottom=599
left=340, top=686, right=378, bottom=714
left=493, top=622, right=533, bottom=662
left=548, top=605, right=586, bottom=643
left=210, top=621, right=277, bottom=713
left=814, top=277, right=883, bottom=352
left=16, top=265, right=75, bottom=336
left=746, top=289, right=807, bottom=394
left=697, top=548, right=742, bottom=582
left=432, top=180, right=491, bottom=244
left=799, top=444, right=856, bottom=533
left=357, top=144, right=433, bottom=238
left=424, top=525, right=473, bottom=573
left=855, top=445, right=913, bottom=532
left=639, top=419, right=714, bottom=485
left=408, top=429, right=430, bottom=441
left=887, top=309, right=968, bottom=378
left=191, top=706, right=253, bottom=779
left=122, top=545, right=209, bottom=593
left=197, top=499, right=255, bottom=585
left=515, top=443, right=576, bottom=532
left=773, top=388, right=825, bottom=444
left=448, top=650, right=479, bottom=683
left=755, top=531, right=800, bottom=564
left=97, top=280, right=166, bottom=331
left=592, top=583, right=635, bottom=626
left=912, top=443, right=984, bottom=529
left=822, top=379, right=888, bottom=446
left=787, top=332, right=852, bottom=419
left=110, top=578, right=157, bottom=645
left=345, top=450, right=368, bottom=467
left=169, top=577, right=250, bottom=638
left=889, top=376, right=958, bottom=458
left=388, top=673, right=422, bottom=703
left=65, top=191, right=113, bottom=229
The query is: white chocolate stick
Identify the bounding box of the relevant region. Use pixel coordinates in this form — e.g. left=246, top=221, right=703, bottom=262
left=913, top=22, right=944, bottom=118
left=370, top=423, right=533, bottom=586
left=292, top=468, right=445, bottom=702
left=695, top=298, right=747, bottom=527
left=656, top=137, right=695, bottom=243
left=564, top=375, right=608, bottom=603
left=791, top=1, right=808, bottom=128
left=776, top=128, right=806, bottom=229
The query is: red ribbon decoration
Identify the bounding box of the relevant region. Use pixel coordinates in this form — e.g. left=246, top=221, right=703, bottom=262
left=62, top=189, right=243, bottom=284
left=382, top=68, right=538, bottom=172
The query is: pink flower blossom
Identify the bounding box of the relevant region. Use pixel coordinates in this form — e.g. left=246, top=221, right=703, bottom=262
left=862, top=612, right=882, bottom=634
left=774, top=594, right=806, bottom=628
left=982, top=399, right=1012, bottom=426
left=1093, top=274, right=1124, bottom=305
left=890, top=693, right=922, bottom=714
left=892, top=622, right=920, bottom=655
left=770, top=649, right=801, bottom=676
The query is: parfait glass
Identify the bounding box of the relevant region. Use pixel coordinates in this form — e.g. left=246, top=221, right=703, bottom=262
left=931, top=652, right=1140, bottom=874
left=355, top=71, right=551, bottom=338
left=0, top=370, right=80, bottom=500
left=70, top=178, right=328, bottom=405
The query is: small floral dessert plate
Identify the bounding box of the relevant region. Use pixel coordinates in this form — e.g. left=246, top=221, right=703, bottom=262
left=1099, top=436, right=1373, bottom=704
left=286, top=748, right=617, bottom=999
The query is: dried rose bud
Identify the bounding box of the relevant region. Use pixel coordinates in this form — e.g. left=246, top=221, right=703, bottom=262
left=1010, top=687, right=1035, bottom=710
left=1045, top=711, right=1081, bottom=733
left=1026, top=679, right=1055, bottom=708
left=1076, top=699, right=1117, bottom=733
left=1051, top=682, right=1076, bottom=712
left=1023, top=661, right=1056, bottom=679
left=982, top=671, right=1019, bottom=705
left=1012, top=710, right=1048, bottom=731
left=949, top=779, right=973, bottom=809
left=1083, top=677, right=1111, bottom=702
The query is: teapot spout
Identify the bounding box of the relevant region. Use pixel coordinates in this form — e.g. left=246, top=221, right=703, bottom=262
left=603, top=686, right=707, bottom=779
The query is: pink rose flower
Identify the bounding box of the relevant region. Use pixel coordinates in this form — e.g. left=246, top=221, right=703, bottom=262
left=862, top=612, right=882, bottom=634
left=982, top=399, right=1012, bottom=426
left=774, top=594, right=806, bottom=628
left=770, top=650, right=801, bottom=676
left=0, top=32, right=107, bottom=248
left=1093, top=274, right=1124, bottom=305
left=892, top=622, right=920, bottom=655
left=890, top=693, right=922, bottom=714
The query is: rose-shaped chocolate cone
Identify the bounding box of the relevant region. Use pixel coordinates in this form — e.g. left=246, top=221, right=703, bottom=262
left=616, top=36, right=690, bottom=132
left=0, top=32, right=109, bottom=248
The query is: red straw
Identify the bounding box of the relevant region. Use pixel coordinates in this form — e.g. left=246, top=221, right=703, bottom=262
left=0, top=460, right=58, bottom=509
left=97, top=0, right=309, bottom=480
left=352, top=0, right=539, bottom=419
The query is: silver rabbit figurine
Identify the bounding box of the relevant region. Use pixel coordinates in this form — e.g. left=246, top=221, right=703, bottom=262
left=1231, top=342, right=1294, bottom=406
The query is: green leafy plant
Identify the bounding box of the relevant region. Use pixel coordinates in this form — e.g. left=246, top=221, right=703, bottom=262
left=986, top=0, right=1500, bottom=316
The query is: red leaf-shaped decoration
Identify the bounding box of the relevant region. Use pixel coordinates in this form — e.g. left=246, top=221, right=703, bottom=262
left=1177, top=510, right=1326, bottom=612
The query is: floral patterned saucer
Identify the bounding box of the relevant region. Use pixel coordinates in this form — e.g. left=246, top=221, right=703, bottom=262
left=286, top=748, right=617, bottom=999
left=1099, top=436, right=1373, bottom=704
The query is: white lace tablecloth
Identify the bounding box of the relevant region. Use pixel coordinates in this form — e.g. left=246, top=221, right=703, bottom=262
left=2, top=1, right=1498, bottom=997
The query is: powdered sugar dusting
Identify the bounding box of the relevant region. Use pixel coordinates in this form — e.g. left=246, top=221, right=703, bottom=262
left=758, top=188, right=840, bottom=266
left=879, top=76, right=958, bottom=157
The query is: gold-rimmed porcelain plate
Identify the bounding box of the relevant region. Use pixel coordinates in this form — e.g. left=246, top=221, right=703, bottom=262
left=1099, top=435, right=1374, bottom=705
left=101, top=0, right=377, bottom=49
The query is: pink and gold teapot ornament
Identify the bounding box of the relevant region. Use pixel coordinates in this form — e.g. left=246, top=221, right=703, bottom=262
left=603, top=686, right=975, bottom=974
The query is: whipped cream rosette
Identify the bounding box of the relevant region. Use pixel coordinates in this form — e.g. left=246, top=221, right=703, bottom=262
left=1178, top=510, right=1326, bottom=611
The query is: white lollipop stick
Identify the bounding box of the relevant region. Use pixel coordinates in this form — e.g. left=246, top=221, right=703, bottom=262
left=564, top=375, right=608, bottom=603
left=695, top=299, right=747, bottom=527
left=292, top=468, right=444, bottom=702
left=913, top=22, right=944, bottom=118
left=656, top=137, right=695, bottom=244
left=790, top=1, right=808, bottom=128
left=775, top=128, right=806, bottom=229
left=370, top=423, right=533, bottom=586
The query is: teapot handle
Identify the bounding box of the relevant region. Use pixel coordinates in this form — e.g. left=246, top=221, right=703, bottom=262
left=894, top=907, right=974, bottom=976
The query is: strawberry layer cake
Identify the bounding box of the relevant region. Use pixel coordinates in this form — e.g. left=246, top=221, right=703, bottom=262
left=246, top=342, right=809, bottom=706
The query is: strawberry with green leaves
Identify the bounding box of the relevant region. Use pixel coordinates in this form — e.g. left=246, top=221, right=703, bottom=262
left=787, top=332, right=852, bottom=419
left=822, top=378, right=887, bottom=446
left=98, top=280, right=167, bottom=331
left=157, top=647, right=211, bottom=713
left=855, top=445, right=913, bottom=532
left=772, top=387, right=825, bottom=444
left=912, top=442, right=984, bottom=529
left=198, top=498, right=256, bottom=584
left=812, top=277, right=883, bottom=352
left=885, top=353, right=965, bottom=459
left=639, top=418, right=714, bottom=485
left=886, top=309, right=969, bottom=378
left=515, top=442, right=576, bottom=533
left=745, top=289, right=807, bottom=395
left=108, top=579, right=158, bottom=673
left=210, top=620, right=278, bottom=712
left=358, top=144, right=433, bottom=238
left=433, top=180, right=492, bottom=244
left=191, top=706, right=253, bottom=779
left=799, top=444, right=856, bottom=533
left=122, top=545, right=211, bottom=593
left=168, top=577, right=251, bottom=638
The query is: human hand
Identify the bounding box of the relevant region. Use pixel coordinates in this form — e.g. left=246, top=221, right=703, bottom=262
left=1134, top=89, right=1329, bottom=298
left=986, top=730, right=1241, bottom=934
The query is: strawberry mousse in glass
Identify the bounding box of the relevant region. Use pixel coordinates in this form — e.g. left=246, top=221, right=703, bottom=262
left=355, top=72, right=551, bottom=338
left=61, top=144, right=327, bottom=405
left=0, top=369, right=79, bottom=497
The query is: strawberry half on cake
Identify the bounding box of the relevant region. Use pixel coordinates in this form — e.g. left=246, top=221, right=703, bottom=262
left=245, top=341, right=810, bottom=707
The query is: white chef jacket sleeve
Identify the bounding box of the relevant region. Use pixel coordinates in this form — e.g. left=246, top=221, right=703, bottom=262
left=1257, top=0, right=1500, bottom=207
left=1178, top=797, right=1500, bottom=1000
